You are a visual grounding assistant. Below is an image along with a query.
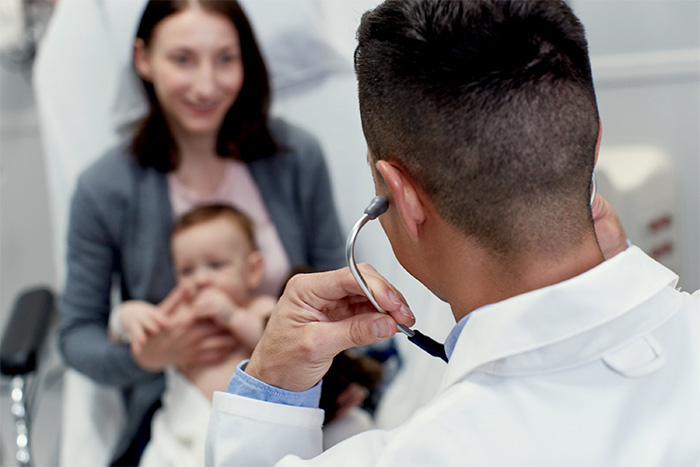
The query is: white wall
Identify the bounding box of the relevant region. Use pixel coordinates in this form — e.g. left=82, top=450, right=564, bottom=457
left=574, top=0, right=700, bottom=291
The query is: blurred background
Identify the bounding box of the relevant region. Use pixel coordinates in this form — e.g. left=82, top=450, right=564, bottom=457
left=0, top=0, right=698, bottom=465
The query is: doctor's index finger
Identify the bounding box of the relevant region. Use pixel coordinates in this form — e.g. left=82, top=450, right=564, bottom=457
left=358, top=264, right=415, bottom=327
left=292, top=266, right=415, bottom=328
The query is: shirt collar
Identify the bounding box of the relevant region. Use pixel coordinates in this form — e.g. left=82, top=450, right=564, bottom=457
left=444, top=313, right=471, bottom=360
left=438, top=246, right=680, bottom=392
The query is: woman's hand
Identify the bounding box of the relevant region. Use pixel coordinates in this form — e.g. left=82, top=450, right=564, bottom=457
left=115, top=300, right=167, bottom=351
left=131, top=287, right=238, bottom=372
left=245, top=265, right=415, bottom=392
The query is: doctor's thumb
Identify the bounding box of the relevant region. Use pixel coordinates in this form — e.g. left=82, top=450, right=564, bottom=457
left=326, top=313, right=398, bottom=352
left=371, top=316, right=396, bottom=339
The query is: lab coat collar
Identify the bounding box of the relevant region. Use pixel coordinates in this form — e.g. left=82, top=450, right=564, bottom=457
left=438, top=246, right=680, bottom=392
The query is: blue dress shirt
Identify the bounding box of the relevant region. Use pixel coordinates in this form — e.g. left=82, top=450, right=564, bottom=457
left=226, top=315, right=471, bottom=408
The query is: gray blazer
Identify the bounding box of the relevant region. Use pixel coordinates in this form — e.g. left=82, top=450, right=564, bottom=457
left=59, top=119, right=344, bottom=462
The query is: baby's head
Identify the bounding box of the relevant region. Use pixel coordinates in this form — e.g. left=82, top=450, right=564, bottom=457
left=171, top=204, right=263, bottom=305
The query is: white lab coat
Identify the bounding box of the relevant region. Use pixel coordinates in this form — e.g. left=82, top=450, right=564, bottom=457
left=206, top=246, right=700, bottom=466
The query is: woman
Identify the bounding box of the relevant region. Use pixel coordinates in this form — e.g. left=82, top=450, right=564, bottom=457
left=58, top=1, right=344, bottom=464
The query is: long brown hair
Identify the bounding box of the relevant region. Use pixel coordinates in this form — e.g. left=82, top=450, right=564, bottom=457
left=131, top=0, right=278, bottom=172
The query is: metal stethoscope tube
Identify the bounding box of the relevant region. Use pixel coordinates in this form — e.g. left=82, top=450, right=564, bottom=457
left=345, top=196, right=447, bottom=362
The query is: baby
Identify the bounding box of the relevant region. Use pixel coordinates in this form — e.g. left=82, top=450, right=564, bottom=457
left=111, top=204, right=382, bottom=464
left=110, top=204, right=275, bottom=466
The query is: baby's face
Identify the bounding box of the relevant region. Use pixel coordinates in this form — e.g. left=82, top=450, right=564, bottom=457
left=172, top=217, right=255, bottom=305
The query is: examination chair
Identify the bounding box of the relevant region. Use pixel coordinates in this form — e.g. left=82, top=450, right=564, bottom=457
left=0, top=287, right=57, bottom=467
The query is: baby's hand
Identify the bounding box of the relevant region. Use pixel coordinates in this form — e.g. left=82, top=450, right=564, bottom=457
left=117, top=301, right=167, bottom=353
left=193, top=289, right=273, bottom=351
left=191, top=288, right=238, bottom=326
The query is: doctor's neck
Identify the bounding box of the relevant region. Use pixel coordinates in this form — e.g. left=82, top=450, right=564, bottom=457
left=423, top=218, right=605, bottom=322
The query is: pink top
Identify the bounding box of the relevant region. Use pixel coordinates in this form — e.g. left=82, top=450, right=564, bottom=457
left=167, top=160, right=291, bottom=296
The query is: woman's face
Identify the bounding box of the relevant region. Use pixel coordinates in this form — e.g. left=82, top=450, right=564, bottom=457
left=134, top=7, right=244, bottom=141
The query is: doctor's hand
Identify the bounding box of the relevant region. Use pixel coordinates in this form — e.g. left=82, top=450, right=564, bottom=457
left=592, top=193, right=628, bottom=260
left=245, top=265, right=415, bottom=392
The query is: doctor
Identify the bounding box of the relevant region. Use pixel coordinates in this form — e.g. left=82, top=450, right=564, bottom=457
left=206, top=0, right=700, bottom=465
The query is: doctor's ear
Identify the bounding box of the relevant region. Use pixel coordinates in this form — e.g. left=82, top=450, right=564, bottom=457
left=375, top=160, right=426, bottom=239
left=594, top=119, right=603, bottom=166
left=133, top=39, right=153, bottom=81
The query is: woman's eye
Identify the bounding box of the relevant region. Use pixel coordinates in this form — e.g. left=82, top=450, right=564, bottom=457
left=170, top=54, right=190, bottom=65
left=218, top=53, right=239, bottom=64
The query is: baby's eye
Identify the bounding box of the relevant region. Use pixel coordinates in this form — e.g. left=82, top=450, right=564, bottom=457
left=207, top=261, right=228, bottom=271
left=179, top=266, right=194, bottom=277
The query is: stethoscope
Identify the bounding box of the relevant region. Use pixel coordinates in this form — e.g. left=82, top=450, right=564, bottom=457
left=345, top=196, right=448, bottom=362
left=345, top=176, right=597, bottom=364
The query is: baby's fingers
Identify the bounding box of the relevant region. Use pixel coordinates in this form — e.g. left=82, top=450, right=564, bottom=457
left=130, top=334, right=146, bottom=356
left=142, top=316, right=163, bottom=335
left=152, top=311, right=169, bottom=328
left=159, top=287, right=190, bottom=316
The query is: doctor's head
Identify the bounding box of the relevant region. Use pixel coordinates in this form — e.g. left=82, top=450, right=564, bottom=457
left=355, top=0, right=600, bottom=272
left=131, top=0, right=276, bottom=171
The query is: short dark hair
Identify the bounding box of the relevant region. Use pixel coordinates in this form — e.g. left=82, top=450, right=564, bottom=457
left=355, top=0, right=600, bottom=256
left=172, top=204, right=257, bottom=251
left=131, top=0, right=278, bottom=172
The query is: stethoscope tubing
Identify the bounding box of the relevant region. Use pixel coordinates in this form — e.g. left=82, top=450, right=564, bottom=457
left=345, top=198, right=448, bottom=362
left=345, top=213, right=415, bottom=338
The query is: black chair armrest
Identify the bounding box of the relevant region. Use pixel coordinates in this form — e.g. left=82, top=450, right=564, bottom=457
left=1, top=287, right=56, bottom=376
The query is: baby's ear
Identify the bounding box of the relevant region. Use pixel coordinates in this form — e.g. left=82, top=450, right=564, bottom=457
left=246, top=251, right=265, bottom=290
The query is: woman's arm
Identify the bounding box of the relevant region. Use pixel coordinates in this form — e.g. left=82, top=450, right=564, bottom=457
left=297, top=137, right=346, bottom=271
left=59, top=176, right=158, bottom=387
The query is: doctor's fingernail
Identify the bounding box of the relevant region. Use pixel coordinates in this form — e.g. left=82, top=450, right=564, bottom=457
left=399, top=304, right=414, bottom=320
left=388, top=290, right=413, bottom=319
left=388, top=290, right=402, bottom=305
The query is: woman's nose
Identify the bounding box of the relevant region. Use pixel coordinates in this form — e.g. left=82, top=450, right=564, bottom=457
left=192, top=62, right=216, bottom=99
